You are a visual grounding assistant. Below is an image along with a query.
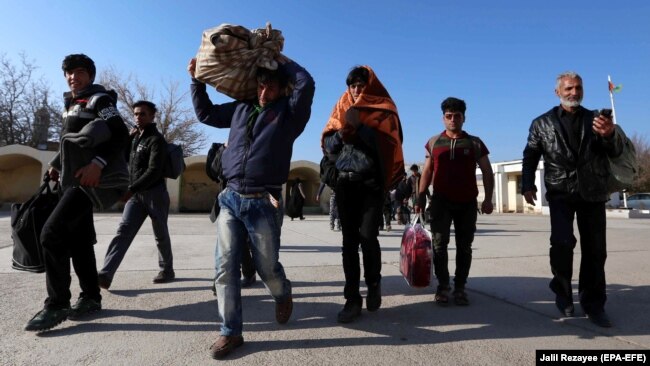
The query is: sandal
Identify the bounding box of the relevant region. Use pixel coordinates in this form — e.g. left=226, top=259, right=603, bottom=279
left=434, top=286, right=450, bottom=305
left=453, top=290, right=469, bottom=306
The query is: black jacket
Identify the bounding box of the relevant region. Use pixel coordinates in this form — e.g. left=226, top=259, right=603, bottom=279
left=522, top=106, right=624, bottom=202
left=56, top=84, right=128, bottom=169
left=128, top=123, right=167, bottom=193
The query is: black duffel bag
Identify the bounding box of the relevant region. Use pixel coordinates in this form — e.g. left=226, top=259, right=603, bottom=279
left=11, top=174, right=60, bottom=273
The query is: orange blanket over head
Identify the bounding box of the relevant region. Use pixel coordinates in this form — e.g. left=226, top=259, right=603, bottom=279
left=321, top=65, right=405, bottom=191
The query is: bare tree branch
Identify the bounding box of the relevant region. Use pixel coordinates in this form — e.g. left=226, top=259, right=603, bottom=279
left=98, top=68, right=206, bottom=156
left=0, top=53, right=61, bottom=147
left=631, top=133, right=650, bottom=193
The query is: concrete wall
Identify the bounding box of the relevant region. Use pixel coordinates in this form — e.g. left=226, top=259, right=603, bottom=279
left=0, top=145, right=55, bottom=206
left=287, top=160, right=324, bottom=213
left=491, top=159, right=545, bottom=214
left=1, top=145, right=553, bottom=216
left=178, top=156, right=219, bottom=212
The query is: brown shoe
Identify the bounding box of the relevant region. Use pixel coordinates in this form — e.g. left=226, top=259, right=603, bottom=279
left=209, top=335, right=244, bottom=359
left=275, top=295, right=293, bottom=324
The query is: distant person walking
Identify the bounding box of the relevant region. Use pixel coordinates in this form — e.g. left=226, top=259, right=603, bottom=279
left=317, top=182, right=340, bottom=231
left=408, top=163, right=425, bottom=209
left=287, top=178, right=306, bottom=221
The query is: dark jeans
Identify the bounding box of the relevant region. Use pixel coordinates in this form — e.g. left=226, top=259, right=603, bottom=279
left=100, top=183, right=173, bottom=280
left=335, top=179, right=383, bottom=302
left=40, top=187, right=100, bottom=310
left=428, top=195, right=477, bottom=290
left=547, top=194, right=607, bottom=314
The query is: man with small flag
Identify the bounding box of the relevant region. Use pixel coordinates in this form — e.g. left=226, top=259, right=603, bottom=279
left=521, top=71, right=626, bottom=328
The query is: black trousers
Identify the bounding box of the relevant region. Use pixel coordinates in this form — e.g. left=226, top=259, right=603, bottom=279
left=335, top=179, right=383, bottom=302
left=547, top=194, right=607, bottom=314
left=40, top=187, right=101, bottom=310
left=428, top=195, right=477, bottom=290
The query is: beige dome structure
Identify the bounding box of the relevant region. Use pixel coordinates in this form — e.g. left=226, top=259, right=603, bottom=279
left=0, top=146, right=328, bottom=214
left=0, top=145, right=55, bottom=208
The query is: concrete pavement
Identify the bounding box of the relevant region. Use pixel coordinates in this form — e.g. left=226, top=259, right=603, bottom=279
left=0, top=212, right=648, bottom=365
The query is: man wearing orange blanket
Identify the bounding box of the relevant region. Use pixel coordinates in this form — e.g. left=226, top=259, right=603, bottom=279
left=321, top=66, right=405, bottom=323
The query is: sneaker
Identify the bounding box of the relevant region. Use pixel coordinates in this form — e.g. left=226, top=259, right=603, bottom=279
left=366, top=282, right=381, bottom=312
left=434, top=286, right=450, bottom=306
left=241, top=275, right=256, bottom=288
left=209, top=335, right=244, bottom=359
left=24, top=308, right=69, bottom=331
left=152, top=271, right=175, bottom=284
left=330, top=225, right=335, bottom=231
left=386, top=225, right=392, bottom=232
left=98, top=273, right=111, bottom=290
left=453, top=289, right=469, bottom=306
left=275, top=295, right=293, bottom=324
left=68, top=297, right=102, bottom=320
left=337, top=299, right=362, bottom=323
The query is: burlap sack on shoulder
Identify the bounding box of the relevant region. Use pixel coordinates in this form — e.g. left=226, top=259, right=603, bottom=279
left=195, top=23, right=284, bottom=101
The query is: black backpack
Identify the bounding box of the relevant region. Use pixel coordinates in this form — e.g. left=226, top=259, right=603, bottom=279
left=206, top=142, right=227, bottom=183
left=319, top=152, right=339, bottom=188
left=163, top=143, right=186, bottom=179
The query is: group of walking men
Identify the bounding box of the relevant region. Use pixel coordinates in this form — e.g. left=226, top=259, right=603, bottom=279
left=23, top=53, right=623, bottom=360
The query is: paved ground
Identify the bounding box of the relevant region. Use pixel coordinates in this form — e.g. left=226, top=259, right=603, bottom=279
left=0, top=212, right=648, bottom=365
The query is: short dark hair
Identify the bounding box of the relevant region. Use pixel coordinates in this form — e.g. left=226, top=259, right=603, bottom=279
left=132, top=100, right=157, bottom=114
left=441, top=97, right=466, bottom=115
left=62, top=54, right=96, bottom=82
left=256, top=67, right=289, bottom=89
left=410, top=164, right=419, bottom=172
left=346, top=66, right=369, bottom=86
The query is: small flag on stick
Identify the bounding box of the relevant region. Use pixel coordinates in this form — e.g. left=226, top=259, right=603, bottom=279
left=607, top=75, right=620, bottom=124
left=608, top=80, right=622, bottom=93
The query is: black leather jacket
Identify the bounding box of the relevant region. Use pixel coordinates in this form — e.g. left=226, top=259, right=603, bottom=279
left=522, top=106, right=624, bottom=202
left=128, top=123, right=167, bottom=193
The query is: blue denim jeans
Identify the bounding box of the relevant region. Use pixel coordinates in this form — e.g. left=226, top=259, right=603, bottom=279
left=215, top=188, right=291, bottom=336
